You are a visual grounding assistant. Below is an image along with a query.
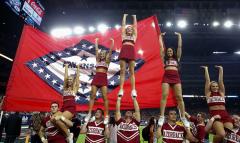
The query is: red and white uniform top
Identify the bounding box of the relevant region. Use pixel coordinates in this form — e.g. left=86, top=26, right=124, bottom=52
left=122, top=35, right=136, bottom=44
left=161, top=123, right=186, bottom=143
left=85, top=121, right=105, bottom=143
left=42, top=116, right=66, bottom=142
left=63, top=90, right=76, bottom=96
left=96, top=60, right=109, bottom=70
left=116, top=118, right=140, bottom=143
left=189, top=117, right=206, bottom=143
left=207, top=92, right=225, bottom=107
left=225, top=128, right=240, bottom=143
left=164, top=58, right=178, bottom=68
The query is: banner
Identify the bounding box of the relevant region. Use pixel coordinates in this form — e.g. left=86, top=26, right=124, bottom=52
left=3, top=16, right=176, bottom=111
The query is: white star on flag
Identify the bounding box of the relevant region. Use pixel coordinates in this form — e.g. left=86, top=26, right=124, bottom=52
left=59, top=84, right=63, bottom=90
left=50, top=55, right=55, bottom=59
left=43, top=58, right=47, bottom=62
left=86, top=96, right=90, bottom=101
left=88, top=45, right=94, bottom=49
left=38, top=68, right=44, bottom=73
left=82, top=44, right=87, bottom=48
left=75, top=96, right=80, bottom=101
left=32, top=63, right=38, bottom=68
left=110, top=80, right=115, bottom=86
left=96, top=91, right=101, bottom=97
left=52, top=79, right=57, bottom=85
left=73, top=48, right=78, bottom=51
left=44, top=74, right=50, bottom=79
left=114, top=55, right=118, bottom=61
left=57, top=53, right=62, bottom=56
left=66, top=52, right=70, bottom=55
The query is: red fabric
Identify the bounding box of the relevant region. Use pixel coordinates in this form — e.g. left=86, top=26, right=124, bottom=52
left=209, top=110, right=233, bottom=124
left=162, top=70, right=181, bottom=84
left=119, top=44, right=135, bottom=61
left=62, top=96, right=76, bottom=115
left=3, top=16, right=176, bottom=112
left=91, top=72, right=108, bottom=87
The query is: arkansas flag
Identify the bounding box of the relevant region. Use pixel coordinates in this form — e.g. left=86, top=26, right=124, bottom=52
left=3, top=16, right=176, bottom=111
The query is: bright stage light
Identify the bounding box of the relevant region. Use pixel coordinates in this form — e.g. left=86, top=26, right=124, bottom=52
left=138, top=49, right=144, bottom=56
left=177, top=20, right=187, bottom=29
left=73, top=26, right=85, bottom=35
left=213, top=51, right=227, bottom=54
left=88, top=26, right=95, bottom=32
left=50, top=27, right=72, bottom=38
left=224, top=20, right=233, bottom=28
left=166, top=21, right=172, bottom=27
left=115, top=24, right=121, bottom=30
left=97, top=24, right=108, bottom=33
left=234, top=51, right=240, bottom=55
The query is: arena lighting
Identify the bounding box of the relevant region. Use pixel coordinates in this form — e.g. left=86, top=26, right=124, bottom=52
left=212, top=21, right=220, bottom=27
left=115, top=24, right=121, bottom=30
left=234, top=51, right=240, bottom=55
left=97, top=24, right=108, bottom=33
left=138, top=49, right=144, bottom=56
left=224, top=20, right=233, bottom=28
left=227, top=95, right=238, bottom=98
left=166, top=21, right=172, bottom=27
left=88, top=26, right=95, bottom=32
left=73, top=26, right=85, bottom=35
left=177, top=20, right=187, bottom=29
left=183, top=95, right=194, bottom=98
left=213, top=51, right=227, bottom=54
left=0, top=53, right=13, bottom=62
left=50, top=27, right=72, bottom=38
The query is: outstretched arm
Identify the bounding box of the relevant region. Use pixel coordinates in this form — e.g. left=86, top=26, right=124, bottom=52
left=63, top=64, right=69, bottom=90
left=80, top=122, right=88, bottom=134
left=200, top=66, right=211, bottom=97
left=159, top=32, right=166, bottom=61
left=122, top=14, right=128, bottom=36
left=156, top=126, right=162, bottom=139
left=104, top=125, right=110, bottom=139
left=175, top=32, right=182, bottom=61
left=215, top=65, right=225, bottom=95
left=132, top=15, right=137, bottom=38
left=115, top=97, right=122, bottom=121
left=95, top=38, right=99, bottom=61
left=73, top=64, right=80, bottom=94
left=132, top=97, right=140, bottom=122
left=106, top=38, right=114, bottom=64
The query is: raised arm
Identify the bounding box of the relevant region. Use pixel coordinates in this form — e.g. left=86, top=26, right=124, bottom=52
left=73, top=64, right=80, bottom=94
left=121, top=14, right=128, bottom=36
left=106, top=38, right=114, bottom=64
left=215, top=65, right=225, bottom=95
left=175, top=32, right=182, bottom=61
left=132, top=15, right=137, bottom=38
left=95, top=38, right=99, bottom=61
left=38, top=126, right=48, bottom=143
left=159, top=32, right=166, bottom=61
left=201, top=66, right=211, bottom=97
left=132, top=97, right=140, bottom=122
left=156, top=126, right=162, bottom=139
left=115, top=96, right=122, bottom=121
left=63, top=64, right=69, bottom=90
left=185, top=112, right=191, bottom=120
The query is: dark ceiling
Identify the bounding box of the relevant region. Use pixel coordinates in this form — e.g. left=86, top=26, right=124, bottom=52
left=1, top=0, right=240, bottom=95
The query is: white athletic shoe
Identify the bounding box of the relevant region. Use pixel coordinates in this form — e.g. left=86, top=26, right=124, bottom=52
left=103, top=116, right=109, bottom=125
left=158, top=116, right=165, bottom=126
left=181, top=117, right=190, bottom=128
left=84, top=113, right=91, bottom=123
left=118, top=89, right=124, bottom=97
left=66, top=133, right=73, bottom=143
left=131, top=89, right=137, bottom=98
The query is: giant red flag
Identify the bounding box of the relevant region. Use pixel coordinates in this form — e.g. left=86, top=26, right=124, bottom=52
left=3, top=16, right=176, bottom=111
